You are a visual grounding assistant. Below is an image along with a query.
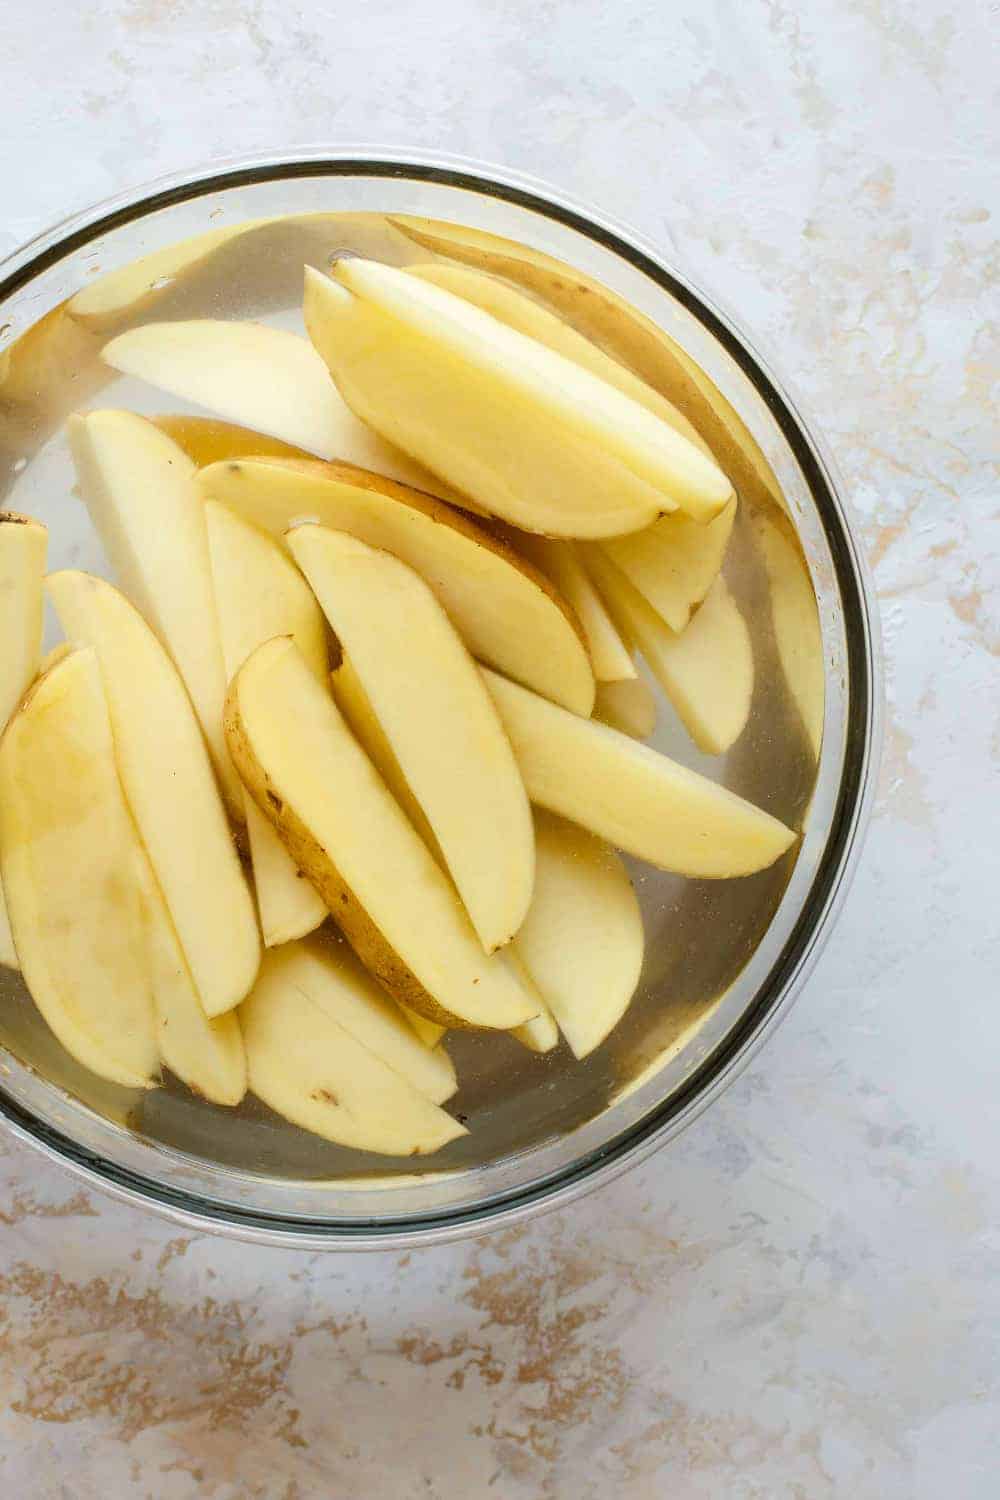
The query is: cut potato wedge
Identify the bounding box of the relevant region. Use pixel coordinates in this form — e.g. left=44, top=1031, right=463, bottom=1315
left=392, top=215, right=786, bottom=520
left=289, top=527, right=534, bottom=954
left=506, top=949, right=560, bottom=1054
left=47, top=571, right=260, bottom=1018
left=134, top=855, right=246, bottom=1106
left=305, top=261, right=733, bottom=534
left=241, top=947, right=465, bottom=1154
left=0, top=648, right=158, bottom=1088
left=752, top=509, right=824, bottom=760
left=153, top=414, right=312, bottom=467
left=592, top=497, right=736, bottom=635
left=408, top=262, right=711, bottom=455
left=517, top=812, right=644, bottom=1059
left=593, top=675, right=658, bottom=741
left=225, top=637, right=537, bottom=1030
left=586, top=551, right=753, bottom=756
left=0, top=513, right=47, bottom=969
left=482, top=668, right=795, bottom=877
left=400, top=1005, right=447, bottom=1050
left=68, top=410, right=241, bottom=813
left=517, top=536, right=635, bottom=683
left=204, top=501, right=329, bottom=947
left=197, top=457, right=595, bottom=715
left=267, top=933, right=457, bottom=1105
left=102, top=318, right=447, bottom=495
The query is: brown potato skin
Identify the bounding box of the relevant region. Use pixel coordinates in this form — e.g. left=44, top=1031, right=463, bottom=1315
left=223, top=673, right=484, bottom=1030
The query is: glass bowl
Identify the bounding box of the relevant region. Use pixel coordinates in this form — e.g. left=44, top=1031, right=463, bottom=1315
left=0, top=149, right=880, bottom=1249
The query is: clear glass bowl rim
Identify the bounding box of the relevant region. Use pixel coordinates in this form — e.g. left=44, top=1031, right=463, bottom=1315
left=0, top=146, right=882, bottom=1250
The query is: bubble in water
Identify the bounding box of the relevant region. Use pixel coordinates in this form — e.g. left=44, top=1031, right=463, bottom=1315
left=12, top=457, right=27, bottom=474
left=0, top=322, right=11, bottom=340
left=149, top=276, right=175, bottom=292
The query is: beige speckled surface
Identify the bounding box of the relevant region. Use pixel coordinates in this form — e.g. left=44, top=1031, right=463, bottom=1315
left=2, top=2, right=998, bottom=1494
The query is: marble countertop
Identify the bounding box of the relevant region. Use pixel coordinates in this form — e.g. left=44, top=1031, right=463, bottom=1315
left=2, top=2, right=997, bottom=1494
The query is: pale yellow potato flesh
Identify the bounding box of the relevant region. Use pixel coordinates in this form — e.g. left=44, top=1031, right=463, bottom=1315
left=305, top=261, right=733, bottom=534
left=153, top=414, right=312, bottom=467
left=47, top=571, right=260, bottom=1018
left=592, top=497, right=737, bottom=635
left=0, top=649, right=158, bottom=1088
left=241, top=947, right=465, bottom=1155
left=516, top=812, right=644, bottom=1059
left=586, top=550, right=754, bottom=756
left=224, top=637, right=537, bottom=1030
left=288, top=526, right=534, bottom=954
left=482, top=668, right=795, bottom=878
left=593, top=675, right=658, bottom=741
left=391, top=214, right=786, bottom=520
left=102, top=318, right=447, bottom=495
left=0, top=513, right=47, bottom=969
left=400, top=1005, right=447, bottom=1050
left=197, top=456, right=595, bottom=715
left=752, top=509, right=824, bottom=760
left=134, top=855, right=246, bottom=1106
left=269, top=931, right=457, bottom=1105
left=204, top=501, right=329, bottom=947
left=408, top=262, right=711, bottom=455
left=68, top=410, right=241, bottom=814
left=517, top=535, right=635, bottom=683
left=506, top=948, right=560, bottom=1054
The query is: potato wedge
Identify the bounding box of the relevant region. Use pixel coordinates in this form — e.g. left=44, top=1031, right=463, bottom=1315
left=586, top=550, right=753, bottom=756
left=197, top=456, right=595, bottom=715
left=305, top=261, right=732, bottom=534
left=241, top=946, right=465, bottom=1154
left=0, top=513, right=47, bottom=969
left=268, top=932, right=457, bottom=1105
left=593, top=675, right=658, bottom=741
left=68, top=410, right=241, bottom=813
left=204, top=500, right=329, bottom=947
left=392, top=215, right=786, bottom=520
left=225, top=637, right=537, bottom=1030
left=47, top=571, right=260, bottom=1018
left=134, top=855, right=246, bottom=1106
left=516, top=535, right=635, bottom=683
left=592, top=497, right=737, bottom=635
left=517, top=812, right=644, bottom=1059
left=0, top=648, right=158, bottom=1088
left=482, top=668, right=795, bottom=877
left=153, top=414, right=311, bottom=467
left=289, top=527, right=534, bottom=954
left=102, top=318, right=447, bottom=495
left=408, top=262, right=710, bottom=454
left=752, top=508, right=824, bottom=760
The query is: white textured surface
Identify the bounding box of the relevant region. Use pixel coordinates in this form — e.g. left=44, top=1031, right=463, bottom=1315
left=2, top=2, right=998, bottom=1495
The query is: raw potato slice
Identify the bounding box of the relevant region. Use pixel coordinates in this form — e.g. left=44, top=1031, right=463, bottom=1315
left=204, top=501, right=329, bottom=947
left=225, top=637, right=537, bottom=1030
left=752, top=509, right=824, bottom=760
left=517, top=536, right=635, bottom=683
left=392, top=215, right=786, bottom=520
left=68, top=410, right=241, bottom=813
left=0, top=513, right=47, bottom=969
left=68, top=220, right=270, bottom=324
left=305, top=261, right=733, bottom=534
left=408, top=262, right=711, bottom=454
left=241, top=948, right=465, bottom=1155
left=482, top=668, right=795, bottom=878
left=197, top=457, right=595, bottom=715
left=506, top=949, right=560, bottom=1054
left=593, top=676, right=658, bottom=741
left=0, top=649, right=158, bottom=1088
left=102, top=319, right=447, bottom=495
left=267, top=933, right=457, bottom=1105
left=153, top=415, right=312, bottom=467
left=288, top=527, right=534, bottom=954
left=517, top=813, right=644, bottom=1059
left=400, top=1005, right=446, bottom=1050
left=47, top=571, right=260, bottom=1018
left=592, top=497, right=737, bottom=635
left=134, top=855, right=246, bottom=1106
left=586, top=550, right=753, bottom=756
